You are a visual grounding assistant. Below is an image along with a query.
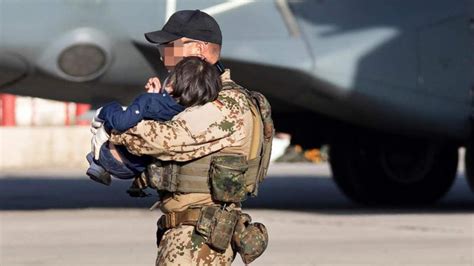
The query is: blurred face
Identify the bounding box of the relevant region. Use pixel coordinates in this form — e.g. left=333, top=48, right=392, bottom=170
left=157, top=38, right=204, bottom=69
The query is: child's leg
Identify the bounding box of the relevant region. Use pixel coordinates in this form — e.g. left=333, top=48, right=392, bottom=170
left=98, top=142, right=137, bottom=179
left=108, top=142, right=124, bottom=162
left=86, top=152, right=111, bottom=185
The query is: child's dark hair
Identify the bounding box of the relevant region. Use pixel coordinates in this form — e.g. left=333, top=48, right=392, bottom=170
left=168, top=56, right=222, bottom=107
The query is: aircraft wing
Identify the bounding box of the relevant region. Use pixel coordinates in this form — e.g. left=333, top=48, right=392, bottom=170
left=2, top=0, right=474, bottom=205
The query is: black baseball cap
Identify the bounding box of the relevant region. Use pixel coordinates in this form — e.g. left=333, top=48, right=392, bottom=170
left=145, top=10, right=222, bottom=45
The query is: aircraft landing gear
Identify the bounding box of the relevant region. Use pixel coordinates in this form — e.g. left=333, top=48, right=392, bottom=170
left=464, top=139, right=474, bottom=191
left=329, top=133, right=458, bottom=205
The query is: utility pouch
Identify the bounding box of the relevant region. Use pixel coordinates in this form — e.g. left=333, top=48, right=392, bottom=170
left=146, top=161, right=179, bottom=192
left=232, top=213, right=268, bottom=264
left=209, top=209, right=239, bottom=252
left=237, top=222, right=268, bottom=264
left=209, top=155, right=248, bottom=203
left=195, top=206, right=220, bottom=239
left=195, top=206, right=240, bottom=253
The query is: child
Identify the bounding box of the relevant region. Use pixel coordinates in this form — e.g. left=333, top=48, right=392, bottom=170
left=86, top=56, right=222, bottom=185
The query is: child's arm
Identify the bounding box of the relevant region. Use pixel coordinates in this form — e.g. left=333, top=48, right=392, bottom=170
left=97, top=77, right=163, bottom=133
left=142, top=92, right=185, bottom=121
left=99, top=94, right=154, bottom=133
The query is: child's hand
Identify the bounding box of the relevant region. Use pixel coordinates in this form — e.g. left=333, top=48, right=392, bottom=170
left=145, top=77, right=161, bottom=93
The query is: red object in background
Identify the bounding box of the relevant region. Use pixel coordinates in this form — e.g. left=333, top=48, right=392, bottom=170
left=75, top=103, right=91, bottom=125
left=0, top=94, right=16, bottom=126
left=65, top=102, right=71, bottom=126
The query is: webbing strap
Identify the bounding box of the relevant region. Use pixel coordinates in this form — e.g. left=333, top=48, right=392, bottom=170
left=222, top=81, right=263, bottom=162
left=246, top=158, right=260, bottom=186
left=248, top=100, right=264, bottom=161
left=159, top=207, right=202, bottom=229
left=176, top=175, right=210, bottom=193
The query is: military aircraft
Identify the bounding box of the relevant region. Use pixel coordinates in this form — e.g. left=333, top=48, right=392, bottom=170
left=1, top=0, right=473, bottom=205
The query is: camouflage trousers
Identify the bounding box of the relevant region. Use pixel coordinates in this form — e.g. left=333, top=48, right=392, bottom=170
left=156, top=225, right=235, bottom=266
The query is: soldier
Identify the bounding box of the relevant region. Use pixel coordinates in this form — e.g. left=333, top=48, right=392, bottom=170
left=91, top=10, right=273, bottom=266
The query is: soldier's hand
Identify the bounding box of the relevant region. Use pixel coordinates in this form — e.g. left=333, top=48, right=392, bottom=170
left=145, top=77, right=161, bottom=93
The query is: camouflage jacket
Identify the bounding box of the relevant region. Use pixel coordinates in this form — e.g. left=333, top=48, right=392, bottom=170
left=109, top=70, right=253, bottom=162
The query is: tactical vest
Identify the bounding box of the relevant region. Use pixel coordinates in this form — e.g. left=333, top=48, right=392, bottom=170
left=143, top=80, right=274, bottom=203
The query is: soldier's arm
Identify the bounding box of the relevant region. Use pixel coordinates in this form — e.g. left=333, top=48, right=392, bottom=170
left=109, top=90, right=248, bottom=161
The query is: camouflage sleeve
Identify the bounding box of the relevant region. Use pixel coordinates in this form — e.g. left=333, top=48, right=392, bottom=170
left=109, top=89, right=250, bottom=162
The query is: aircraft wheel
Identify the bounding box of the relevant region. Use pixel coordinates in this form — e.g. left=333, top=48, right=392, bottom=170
left=329, top=134, right=458, bottom=205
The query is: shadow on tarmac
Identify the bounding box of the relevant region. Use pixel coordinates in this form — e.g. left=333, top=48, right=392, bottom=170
left=1, top=170, right=473, bottom=214
left=245, top=174, right=474, bottom=214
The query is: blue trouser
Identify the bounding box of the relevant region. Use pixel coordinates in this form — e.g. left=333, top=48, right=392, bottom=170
left=98, top=142, right=151, bottom=179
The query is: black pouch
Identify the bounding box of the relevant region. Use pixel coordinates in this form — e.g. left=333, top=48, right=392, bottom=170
left=156, top=215, right=168, bottom=247
left=146, top=161, right=179, bottom=192
left=126, top=173, right=151, bottom=197
left=209, top=155, right=248, bottom=203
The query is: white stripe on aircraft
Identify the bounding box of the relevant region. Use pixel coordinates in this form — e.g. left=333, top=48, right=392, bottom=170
left=202, top=0, right=254, bottom=16
left=165, top=0, right=177, bottom=21
left=165, top=0, right=252, bottom=22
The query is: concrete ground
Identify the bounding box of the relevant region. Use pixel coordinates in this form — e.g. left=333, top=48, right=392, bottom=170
left=1, top=163, right=473, bottom=266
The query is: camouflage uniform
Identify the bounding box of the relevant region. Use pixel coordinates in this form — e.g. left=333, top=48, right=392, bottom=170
left=156, top=225, right=234, bottom=265
left=110, top=70, right=254, bottom=265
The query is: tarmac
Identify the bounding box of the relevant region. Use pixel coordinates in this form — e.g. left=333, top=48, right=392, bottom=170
left=1, top=163, right=473, bottom=266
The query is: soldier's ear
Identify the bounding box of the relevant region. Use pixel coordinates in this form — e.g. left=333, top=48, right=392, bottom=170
left=197, top=42, right=208, bottom=53
left=196, top=45, right=203, bottom=55
left=190, top=44, right=202, bottom=57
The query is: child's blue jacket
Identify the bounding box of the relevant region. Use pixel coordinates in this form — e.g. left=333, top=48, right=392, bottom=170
left=98, top=91, right=185, bottom=133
